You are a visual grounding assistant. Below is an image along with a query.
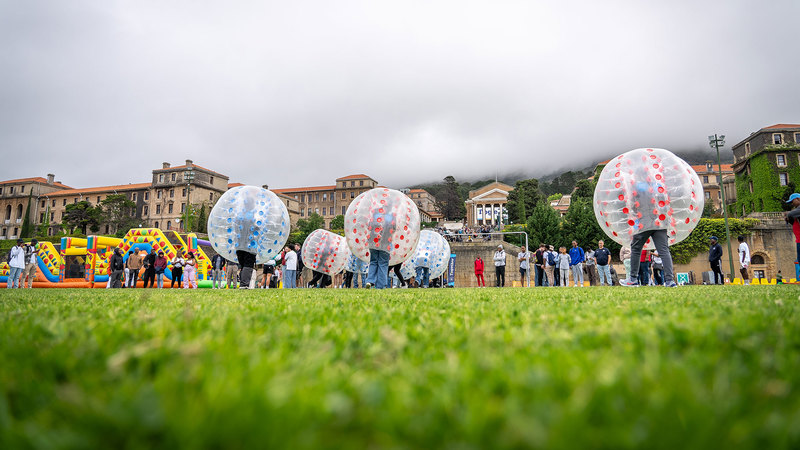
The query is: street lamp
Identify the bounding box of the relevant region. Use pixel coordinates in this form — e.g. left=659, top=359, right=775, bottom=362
left=183, top=170, right=195, bottom=233
left=709, top=134, right=735, bottom=282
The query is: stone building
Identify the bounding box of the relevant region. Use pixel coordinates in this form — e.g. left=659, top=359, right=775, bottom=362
left=46, top=183, right=151, bottom=235
left=147, top=160, right=230, bottom=231
left=0, top=175, right=71, bottom=240
left=691, top=162, right=734, bottom=212
left=729, top=124, right=800, bottom=217
left=272, top=174, right=379, bottom=229
left=464, top=181, right=514, bottom=227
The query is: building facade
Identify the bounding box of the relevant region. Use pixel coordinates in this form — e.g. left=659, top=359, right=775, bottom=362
left=691, top=161, right=734, bottom=213
left=464, top=181, right=514, bottom=227
left=147, top=160, right=230, bottom=231
left=0, top=175, right=71, bottom=240
left=272, top=174, right=380, bottom=228
left=729, top=124, right=800, bottom=217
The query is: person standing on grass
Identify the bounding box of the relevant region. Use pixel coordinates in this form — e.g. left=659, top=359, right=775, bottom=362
left=708, top=236, right=723, bottom=285
left=236, top=250, right=257, bottom=290
left=558, top=246, right=571, bottom=286
left=154, top=251, right=168, bottom=288
left=493, top=245, right=506, bottom=287
left=619, top=246, right=631, bottom=282
left=474, top=255, right=485, bottom=287
left=544, top=245, right=557, bottom=287
left=784, top=193, right=800, bottom=266
left=184, top=252, right=198, bottom=289
left=261, top=260, right=274, bottom=288
left=533, top=244, right=545, bottom=286
left=125, top=250, right=143, bottom=288
left=651, top=251, right=664, bottom=285
left=594, top=240, right=612, bottom=286
left=108, top=248, right=124, bottom=288
left=170, top=253, right=184, bottom=288
left=294, top=243, right=304, bottom=289
left=211, top=253, right=226, bottom=289
left=638, top=249, right=651, bottom=286
left=518, top=246, right=531, bottom=287
left=225, top=259, right=239, bottom=289
left=282, top=246, right=297, bottom=289
left=737, top=236, right=751, bottom=285
left=552, top=245, right=561, bottom=286
left=143, top=249, right=157, bottom=288
left=584, top=246, right=597, bottom=286
left=21, top=239, right=39, bottom=288
left=568, top=241, right=585, bottom=287
left=6, top=239, right=25, bottom=289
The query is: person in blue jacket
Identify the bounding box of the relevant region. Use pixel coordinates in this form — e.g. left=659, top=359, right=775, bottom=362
left=568, top=240, right=585, bottom=287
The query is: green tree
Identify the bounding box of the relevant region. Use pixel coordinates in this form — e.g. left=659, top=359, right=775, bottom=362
left=526, top=203, right=563, bottom=248
left=195, top=204, right=207, bottom=233
left=435, top=176, right=466, bottom=220
left=330, top=214, right=344, bottom=230
left=701, top=201, right=716, bottom=218
left=290, top=213, right=325, bottom=245
left=63, top=201, right=102, bottom=235
left=572, top=178, right=595, bottom=200
left=20, top=193, right=33, bottom=238
left=547, top=193, right=563, bottom=203
left=506, top=178, right=545, bottom=224
left=100, top=194, right=137, bottom=236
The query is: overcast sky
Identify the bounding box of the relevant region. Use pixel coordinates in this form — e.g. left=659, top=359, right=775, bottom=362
left=1, top=0, right=798, bottom=190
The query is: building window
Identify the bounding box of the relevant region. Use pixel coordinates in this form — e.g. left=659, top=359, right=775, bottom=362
left=4, top=205, right=9, bottom=220
left=359, top=181, right=364, bottom=186
left=132, top=193, right=137, bottom=202
left=144, top=206, right=149, bottom=216
left=156, top=205, right=161, bottom=214
left=777, top=154, right=787, bottom=167
left=780, top=173, right=789, bottom=186
left=39, top=213, right=44, bottom=223
left=341, top=192, right=346, bottom=200
left=315, top=208, right=319, bottom=215
left=300, top=194, right=305, bottom=202
left=182, top=188, right=186, bottom=197
left=322, top=207, right=327, bottom=216
left=157, top=190, right=162, bottom=199
left=300, top=207, right=305, bottom=217
left=209, top=193, right=213, bottom=201
left=350, top=192, right=355, bottom=199
left=51, top=199, right=55, bottom=207
left=350, top=181, right=355, bottom=187
left=717, top=191, right=721, bottom=199
left=170, top=189, right=174, bottom=198
left=145, top=192, right=150, bottom=201
left=63, top=199, right=67, bottom=206
left=167, top=220, right=171, bottom=230
left=323, top=193, right=328, bottom=201
left=773, top=133, right=783, bottom=145
left=181, top=203, right=186, bottom=213
left=341, top=206, right=346, bottom=215
left=73, top=198, right=78, bottom=204
left=795, top=132, right=800, bottom=144
left=744, top=142, right=750, bottom=155
left=21, top=186, right=24, bottom=193
left=168, top=204, right=173, bottom=214
left=171, top=173, right=176, bottom=182
left=40, top=200, right=45, bottom=208
left=159, top=174, right=164, bottom=183
left=210, top=176, right=214, bottom=184
left=316, top=194, right=320, bottom=202
left=50, top=212, right=54, bottom=221
left=703, top=175, right=709, bottom=183
left=704, top=192, right=711, bottom=199
left=0, top=187, right=3, bottom=195
left=154, top=221, right=159, bottom=229
left=749, top=181, right=753, bottom=193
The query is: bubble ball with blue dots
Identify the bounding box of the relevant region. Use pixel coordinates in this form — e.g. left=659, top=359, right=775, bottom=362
left=207, top=186, right=290, bottom=264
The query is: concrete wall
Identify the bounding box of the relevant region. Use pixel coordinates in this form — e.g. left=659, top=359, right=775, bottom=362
left=449, top=241, right=525, bottom=287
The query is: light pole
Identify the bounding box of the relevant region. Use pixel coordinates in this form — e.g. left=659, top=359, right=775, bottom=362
left=709, top=134, right=735, bottom=282
left=183, top=169, right=195, bottom=233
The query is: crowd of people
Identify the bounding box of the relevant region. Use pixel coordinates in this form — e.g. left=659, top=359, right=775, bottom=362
left=434, top=224, right=499, bottom=243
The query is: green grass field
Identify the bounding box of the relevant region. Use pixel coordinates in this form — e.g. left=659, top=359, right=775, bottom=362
left=1, top=287, right=799, bottom=449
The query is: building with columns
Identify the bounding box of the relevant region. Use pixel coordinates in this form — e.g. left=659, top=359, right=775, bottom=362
left=464, top=181, right=514, bottom=227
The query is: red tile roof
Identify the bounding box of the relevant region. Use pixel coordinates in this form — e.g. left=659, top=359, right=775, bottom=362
left=691, top=164, right=733, bottom=174
left=153, top=164, right=228, bottom=178
left=408, top=189, right=428, bottom=193
left=272, top=185, right=336, bottom=193
left=335, top=174, right=372, bottom=181
left=49, top=183, right=151, bottom=197
left=761, top=124, right=800, bottom=130
left=0, top=177, right=72, bottom=189
left=227, top=182, right=245, bottom=188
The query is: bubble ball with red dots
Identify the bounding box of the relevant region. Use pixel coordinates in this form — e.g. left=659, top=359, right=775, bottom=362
left=344, top=188, right=421, bottom=266
left=301, top=229, right=351, bottom=275
left=593, top=148, right=704, bottom=248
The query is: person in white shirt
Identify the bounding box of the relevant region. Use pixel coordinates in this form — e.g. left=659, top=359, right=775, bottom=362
left=493, top=245, right=506, bottom=287
left=283, top=246, right=298, bottom=288
left=517, top=246, right=530, bottom=287
left=737, top=235, right=751, bottom=285
left=6, top=239, right=26, bottom=289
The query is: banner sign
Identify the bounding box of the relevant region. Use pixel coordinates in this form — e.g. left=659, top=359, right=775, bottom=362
left=447, top=253, right=456, bottom=287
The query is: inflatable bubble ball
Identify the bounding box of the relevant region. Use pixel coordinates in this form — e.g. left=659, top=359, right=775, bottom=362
left=593, top=148, right=704, bottom=248
left=344, top=188, right=421, bottom=266
left=301, top=229, right=350, bottom=275
left=207, top=186, right=290, bottom=264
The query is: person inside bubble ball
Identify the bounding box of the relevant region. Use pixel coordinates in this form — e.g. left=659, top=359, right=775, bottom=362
left=619, top=167, right=678, bottom=288
left=364, top=199, right=397, bottom=289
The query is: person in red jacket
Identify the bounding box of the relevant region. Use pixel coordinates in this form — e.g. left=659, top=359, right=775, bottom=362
left=474, top=255, right=485, bottom=287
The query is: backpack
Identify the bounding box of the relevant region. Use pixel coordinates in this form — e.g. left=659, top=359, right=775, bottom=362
left=547, top=251, right=556, bottom=266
